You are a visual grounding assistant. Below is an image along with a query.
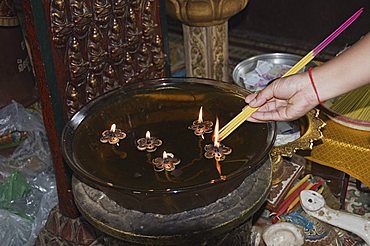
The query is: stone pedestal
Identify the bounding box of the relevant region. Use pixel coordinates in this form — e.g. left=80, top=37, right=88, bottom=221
left=166, top=0, right=249, bottom=81
left=72, top=160, right=272, bottom=245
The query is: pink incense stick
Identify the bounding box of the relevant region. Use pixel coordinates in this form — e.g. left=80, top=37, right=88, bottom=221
left=313, top=7, right=364, bottom=55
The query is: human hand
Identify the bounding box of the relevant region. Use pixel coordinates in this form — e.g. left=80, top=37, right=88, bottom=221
left=245, top=72, right=319, bottom=122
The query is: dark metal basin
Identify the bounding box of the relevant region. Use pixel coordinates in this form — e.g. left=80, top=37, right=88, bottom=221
left=62, top=77, right=276, bottom=214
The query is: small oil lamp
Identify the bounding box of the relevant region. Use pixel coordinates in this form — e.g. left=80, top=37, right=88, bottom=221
left=152, top=151, right=181, bottom=172
left=188, top=106, right=213, bottom=137
left=204, top=118, right=232, bottom=161
left=136, top=131, right=162, bottom=152
left=100, top=124, right=126, bottom=145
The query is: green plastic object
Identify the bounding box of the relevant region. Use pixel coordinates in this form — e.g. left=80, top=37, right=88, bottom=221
left=0, top=171, right=31, bottom=219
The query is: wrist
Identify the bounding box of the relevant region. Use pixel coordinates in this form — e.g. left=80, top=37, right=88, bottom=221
left=297, top=71, right=321, bottom=108
left=308, top=68, right=321, bottom=104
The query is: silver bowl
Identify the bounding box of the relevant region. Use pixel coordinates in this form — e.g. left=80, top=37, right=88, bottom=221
left=232, top=53, right=316, bottom=91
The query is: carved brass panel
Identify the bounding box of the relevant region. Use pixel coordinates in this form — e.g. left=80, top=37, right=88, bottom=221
left=50, top=0, right=166, bottom=118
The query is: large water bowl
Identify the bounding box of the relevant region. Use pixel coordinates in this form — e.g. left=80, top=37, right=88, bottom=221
left=62, top=77, right=276, bottom=214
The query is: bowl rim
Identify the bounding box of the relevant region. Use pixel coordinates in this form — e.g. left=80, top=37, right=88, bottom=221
left=61, top=77, right=277, bottom=194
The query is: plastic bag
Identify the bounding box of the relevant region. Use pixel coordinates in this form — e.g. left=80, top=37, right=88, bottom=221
left=0, top=101, right=58, bottom=245
left=0, top=101, right=52, bottom=177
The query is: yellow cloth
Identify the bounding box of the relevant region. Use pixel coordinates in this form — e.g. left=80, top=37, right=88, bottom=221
left=306, top=118, right=370, bottom=188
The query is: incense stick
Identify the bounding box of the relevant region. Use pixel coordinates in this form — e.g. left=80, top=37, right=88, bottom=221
left=219, top=107, right=258, bottom=140
left=219, top=8, right=364, bottom=141
left=313, top=8, right=364, bottom=55
left=284, top=7, right=363, bottom=77
left=330, top=84, right=370, bottom=121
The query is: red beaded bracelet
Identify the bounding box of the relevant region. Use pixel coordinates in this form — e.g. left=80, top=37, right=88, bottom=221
left=308, top=67, right=321, bottom=104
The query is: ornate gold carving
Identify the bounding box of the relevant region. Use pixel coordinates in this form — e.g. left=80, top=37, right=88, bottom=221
left=142, top=0, right=157, bottom=42
left=93, top=0, right=110, bottom=27
left=152, top=35, right=166, bottom=77
left=271, top=109, right=326, bottom=185
left=272, top=109, right=326, bottom=157
left=86, top=73, right=100, bottom=102
left=126, top=7, right=141, bottom=51
left=131, top=0, right=142, bottom=10
left=70, top=0, right=91, bottom=37
left=66, top=83, right=80, bottom=117
left=50, top=0, right=72, bottom=47
left=87, top=25, right=107, bottom=73
left=103, top=65, right=117, bottom=92
left=50, top=0, right=166, bottom=118
left=122, top=52, right=136, bottom=84
left=68, top=36, right=89, bottom=81
left=271, top=155, right=284, bottom=185
left=166, top=0, right=249, bottom=27
left=112, top=0, right=128, bottom=18
left=137, top=43, right=152, bottom=80
left=108, top=18, right=125, bottom=65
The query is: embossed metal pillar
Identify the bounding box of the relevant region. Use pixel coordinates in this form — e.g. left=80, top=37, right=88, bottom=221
left=166, top=0, right=249, bottom=81
left=183, top=23, right=228, bottom=81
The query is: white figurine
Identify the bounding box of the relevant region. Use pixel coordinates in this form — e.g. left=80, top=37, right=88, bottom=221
left=300, top=190, right=370, bottom=245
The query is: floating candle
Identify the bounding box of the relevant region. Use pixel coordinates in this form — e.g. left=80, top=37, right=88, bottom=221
left=188, top=106, right=213, bottom=136
left=204, top=118, right=232, bottom=161
left=152, top=151, right=181, bottom=172
left=100, top=124, right=126, bottom=145
left=136, top=131, right=162, bottom=152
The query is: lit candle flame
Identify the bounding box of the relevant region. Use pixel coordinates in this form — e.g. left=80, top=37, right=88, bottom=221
left=163, top=151, right=168, bottom=159
left=197, top=106, right=203, bottom=123
left=146, top=130, right=151, bottom=139
left=216, top=159, right=226, bottom=180
left=213, top=118, right=220, bottom=148
left=216, top=158, right=221, bottom=175
left=110, top=124, right=116, bottom=132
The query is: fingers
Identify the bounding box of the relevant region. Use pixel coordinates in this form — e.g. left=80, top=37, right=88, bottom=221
left=244, top=74, right=317, bottom=122
left=246, top=99, right=302, bottom=122
left=249, top=110, right=289, bottom=122
left=245, top=116, right=268, bottom=123
left=245, top=83, right=277, bottom=107
left=245, top=92, right=266, bottom=107
left=248, top=102, right=312, bottom=122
